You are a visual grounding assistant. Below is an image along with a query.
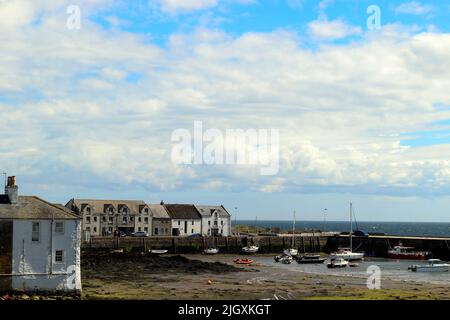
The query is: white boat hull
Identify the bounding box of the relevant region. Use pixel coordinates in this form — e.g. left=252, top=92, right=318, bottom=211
left=204, top=248, right=219, bottom=254
left=330, top=252, right=364, bottom=261
left=283, top=249, right=298, bottom=256
left=413, top=265, right=449, bottom=272
left=242, top=246, right=259, bottom=254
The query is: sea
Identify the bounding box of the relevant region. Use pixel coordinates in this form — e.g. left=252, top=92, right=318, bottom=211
left=236, top=220, right=450, bottom=238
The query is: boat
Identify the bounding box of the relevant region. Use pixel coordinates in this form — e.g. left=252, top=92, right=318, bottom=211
left=283, top=210, right=298, bottom=257
left=349, top=262, right=359, bottom=267
left=408, top=259, right=449, bottom=272
left=242, top=245, right=259, bottom=254
left=234, top=258, right=254, bottom=265
left=388, top=243, right=432, bottom=260
left=149, top=249, right=168, bottom=254
left=204, top=248, right=219, bottom=255
left=330, top=202, right=364, bottom=261
left=296, top=254, right=326, bottom=264
left=327, top=258, right=349, bottom=268
left=280, top=256, right=293, bottom=264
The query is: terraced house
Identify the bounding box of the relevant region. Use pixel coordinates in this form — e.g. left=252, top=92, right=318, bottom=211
left=195, top=205, right=231, bottom=237
left=65, top=199, right=152, bottom=237
left=164, top=204, right=202, bottom=236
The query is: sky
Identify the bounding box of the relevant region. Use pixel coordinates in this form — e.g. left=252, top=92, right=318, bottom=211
left=1, top=0, right=450, bottom=222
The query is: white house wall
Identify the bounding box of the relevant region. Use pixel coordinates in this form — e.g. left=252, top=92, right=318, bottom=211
left=172, top=219, right=201, bottom=235
left=11, top=219, right=81, bottom=292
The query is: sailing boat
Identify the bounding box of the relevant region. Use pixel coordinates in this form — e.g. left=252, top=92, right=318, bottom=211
left=330, top=202, right=364, bottom=261
left=283, top=210, right=298, bottom=256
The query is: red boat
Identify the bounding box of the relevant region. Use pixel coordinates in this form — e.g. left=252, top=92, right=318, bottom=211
left=387, top=243, right=432, bottom=260
left=233, top=259, right=254, bottom=265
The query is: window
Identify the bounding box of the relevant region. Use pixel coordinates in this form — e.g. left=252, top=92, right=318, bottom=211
left=130, top=216, right=134, bottom=222
left=192, top=221, right=194, bottom=226
left=144, top=208, right=149, bottom=214
left=102, top=216, right=106, bottom=222
left=138, top=217, right=142, bottom=222
left=144, top=227, right=148, bottom=232
left=86, top=227, right=91, bottom=232
left=178, top=221, right=180, bottom=226
left=208, top=221, right=211, bottom=226
left=214, top=221, right=218, bottom=226
left=108, top=216, right=113, bottom=223
left=108, top=227, right=113, bottom=232
left=154, top=228, right=158, bottom=235
left=109, top=208, right=114, bottom=214
left=191, top=229, right=194, bottom=234
left=122, top=217, right=127, bottom=224
left=55, top=250, right=64, bottom=263
left=86, top=216, right=91, bottom=224
left=55, top=221, right=64, bottom=234
left=138, top=227, right=142, bottom=231
left=93, top=227, right=97, bottom=232
left=86, top=207, right=91, bottom=214
left=144, top=217, right=148, bottom=224
left=221, top=220, right=224, bottom=225
left=32, top=222, right=40, bottom=242
left=123, top=208, right=128, bottom=215
left=93, top=216, right=97, bottom=222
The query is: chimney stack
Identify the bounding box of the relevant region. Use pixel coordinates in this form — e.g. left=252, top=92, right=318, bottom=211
left=5, top=176, right=18, bottom=204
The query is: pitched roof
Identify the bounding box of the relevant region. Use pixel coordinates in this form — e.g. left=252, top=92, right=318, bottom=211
left=164, top=204, right=201, bottom=219
left=0, top=196, right=80, bottom=220
left=194, top=205, right=231, bottom=218
left=70, top=199, right=145, bottom=214
left=148, top=204, right=170, bottom=219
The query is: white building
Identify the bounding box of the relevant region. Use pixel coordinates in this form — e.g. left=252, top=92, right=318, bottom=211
left=164, top=204, right=202, bottom=236
left=0, top=177, right=82, bottom=293
left=195, top=205, right=231, bottom=236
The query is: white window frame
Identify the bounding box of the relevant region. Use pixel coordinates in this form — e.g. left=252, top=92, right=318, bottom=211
left=55, top=221, right=65, bottom=234
left=32, top=222, right=40, bottom=242
left=54, top=249, right=64, bottom=264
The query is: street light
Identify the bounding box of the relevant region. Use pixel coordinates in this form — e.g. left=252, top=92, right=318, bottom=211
left=323, top=208, right=327, bottom=233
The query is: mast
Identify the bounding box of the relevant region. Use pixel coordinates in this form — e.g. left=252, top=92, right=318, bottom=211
left=349, top=202, right=353, bottom=252
left=292, top=210, right=296, bottom=247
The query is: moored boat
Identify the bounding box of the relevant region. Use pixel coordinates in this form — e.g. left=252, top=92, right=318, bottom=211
left=330, top=249, right=364, bottom=261
left=296, top=254, right=326, bottom=264
left=242, top=245, right=259, bottom=254
left=388, top=243, right=432, bottom=260
left=327, top=258, right=349, bottom=268
left=234, top=258, right=254, bottom=265
left=149, top=249, right=168, bottom=254
left=280, top=255, right=293, bottom=264
left=204, top=248, right=219, bottom=255
left=408, top=259, right=449, bottom=272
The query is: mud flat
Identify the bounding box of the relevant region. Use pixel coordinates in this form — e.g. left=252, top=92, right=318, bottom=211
left=81, top=251, right=450, bottom=300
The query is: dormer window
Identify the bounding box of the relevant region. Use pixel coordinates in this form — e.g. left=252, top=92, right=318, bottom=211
left=144, top=208, right=149, bottom=214
left=109, top=208, right=113, bottom=214
left=123, top=208, right=128, bottom=215
left=86, top=207, right=91, bottom=215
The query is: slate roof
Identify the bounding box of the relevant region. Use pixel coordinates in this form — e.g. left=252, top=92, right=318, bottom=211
left=148, top=204, right=170, bottom=219
left=69, top=199, right=145, bottom=215
left=164, top=204, right=202, bottom=219
left=0, top=196, right=80, bottom=220
left=194, top=205, right=231, bottom=218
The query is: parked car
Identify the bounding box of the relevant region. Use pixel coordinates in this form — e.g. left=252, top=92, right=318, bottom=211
left=353, top=230, right=369, bottom=237
left=132, top=231, right=148, bottom=237
left=187, top=233, right=202, bottom=239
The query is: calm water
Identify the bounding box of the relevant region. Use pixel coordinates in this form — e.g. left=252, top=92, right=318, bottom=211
left=236, top=220, right=450, bottom=237
left=257, top=256, right=450, bottom=284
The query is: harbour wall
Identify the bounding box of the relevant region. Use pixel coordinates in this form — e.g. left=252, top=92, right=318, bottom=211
left=82, top=235, right=450, bottom=259
left=82, top=236, right=329, bottom=254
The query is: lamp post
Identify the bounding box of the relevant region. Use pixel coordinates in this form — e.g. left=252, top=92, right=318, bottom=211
left=323, top=208, right=327, bottom=234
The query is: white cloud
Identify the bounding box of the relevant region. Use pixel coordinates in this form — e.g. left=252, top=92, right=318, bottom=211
left=2, top=5, right=450, bottom=198
left=158, top=0, right=219, bottom=13
left=395, top=1, right=434, bottom=15
left=308, top=18, right=362, bottom=40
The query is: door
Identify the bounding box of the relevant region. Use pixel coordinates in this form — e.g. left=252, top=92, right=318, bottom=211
left=0, top=221, right=13, bottom=291
left=184, top=221, right=187, bottom=234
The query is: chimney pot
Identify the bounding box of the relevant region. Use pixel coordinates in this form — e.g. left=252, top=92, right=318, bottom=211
left=5, top=176, right=18, bottom=204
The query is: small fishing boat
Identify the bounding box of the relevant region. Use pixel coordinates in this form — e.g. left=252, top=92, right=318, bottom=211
left=283, top=210, right=298, bottom=257
left=204, top=248, right=219, bottom=255
left=388, top=243, right=432, bottom=260
left=280, top=256, right=293, bottom=264
left=234, top=258, right=254, bottom=265
left=242, top=245, right=259, bottom=254
left=149, top=249, right=168, bottom=254
left=349, top=262, right=359, bottom=267
left=408, top=259, right=449, bottom=272
left=330, top=203, right=364, bottom=261
left=327, top=258, right=349, bottom=268
left=296, top=254, right=326, bottom=264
